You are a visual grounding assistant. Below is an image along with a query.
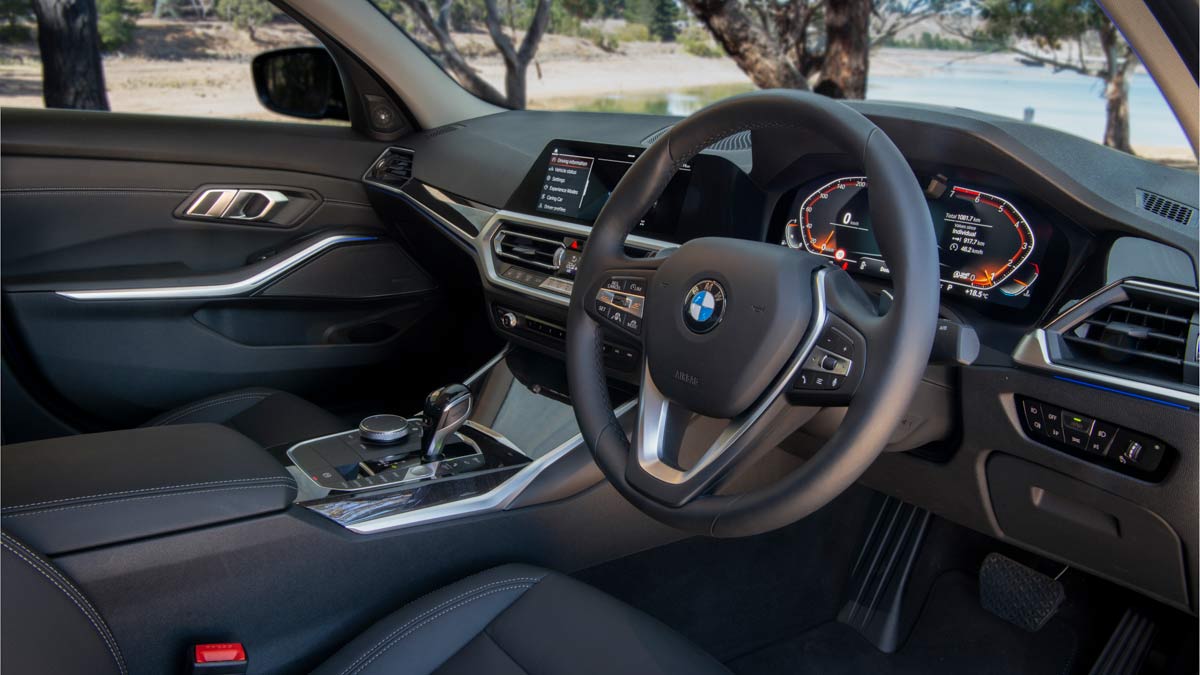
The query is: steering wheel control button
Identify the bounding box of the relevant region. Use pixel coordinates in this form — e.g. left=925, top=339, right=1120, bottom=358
left=596, top=280, right=645, bottom=333
left=682, top=279, right=726, bottom=334
left=819, top=328, right=855, bottom=357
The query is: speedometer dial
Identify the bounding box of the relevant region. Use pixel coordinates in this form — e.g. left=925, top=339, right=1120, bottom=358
left=789, top=176, right=871, bottom=263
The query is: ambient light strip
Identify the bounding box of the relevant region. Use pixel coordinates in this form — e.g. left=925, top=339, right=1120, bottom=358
left=56, top=235, right=377, bottom=301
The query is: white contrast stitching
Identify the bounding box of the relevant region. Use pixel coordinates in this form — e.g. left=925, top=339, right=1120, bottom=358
left=349, top=584, right=536, bottom=675
left=2, top=476, right=295, bottom=512
left=153, top=393, right=268, bottom=425
left=2, top=537, right=127, bottom=674
left=337, top=576, right=543, bottom=675
left=1, top=483, right=296, bottom=518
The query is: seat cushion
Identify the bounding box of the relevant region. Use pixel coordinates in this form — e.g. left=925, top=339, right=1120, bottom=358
left=314, top=563, right=731, bottom=675
left=144, top=387, right=344, bottom=452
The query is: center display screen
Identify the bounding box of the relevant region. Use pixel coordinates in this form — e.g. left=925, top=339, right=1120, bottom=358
left=520, top=140, right=692, bottom=240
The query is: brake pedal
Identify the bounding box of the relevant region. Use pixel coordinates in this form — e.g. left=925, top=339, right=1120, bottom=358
left=1087, top=609, right=1155, bottom=675
left=979, top=552, right=1065, bottom=631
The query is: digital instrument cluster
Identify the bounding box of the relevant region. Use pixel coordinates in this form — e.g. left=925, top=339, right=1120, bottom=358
left=783, top=175, right=1051, bottom=308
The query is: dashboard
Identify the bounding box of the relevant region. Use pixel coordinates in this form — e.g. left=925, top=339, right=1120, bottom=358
left=500, top=137, right=1071, bottom=317
left=369, top=102, right=1199, bottom=615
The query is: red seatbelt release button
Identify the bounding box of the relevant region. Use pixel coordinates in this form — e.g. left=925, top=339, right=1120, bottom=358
left=191, top=643, right=247, bottom=675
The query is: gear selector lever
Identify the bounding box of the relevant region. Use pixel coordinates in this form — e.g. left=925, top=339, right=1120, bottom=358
left=420, top=384, right=472, bottom=461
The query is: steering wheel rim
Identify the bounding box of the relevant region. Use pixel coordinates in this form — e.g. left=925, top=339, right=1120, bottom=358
left=566, top=90, right=939, bottom=537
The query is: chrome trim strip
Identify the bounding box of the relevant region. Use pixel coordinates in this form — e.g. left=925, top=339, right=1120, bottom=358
left=56, top=234, right=377, bottom=301
left=477, top=209, right=674, bottom=307
left=463, top=347, right=510, bottom=387
left=1012, top=328, right=1198, bottom=407
left=635, top=268, right=829, bottom=484
left=347, top=398, right=637, bottom=533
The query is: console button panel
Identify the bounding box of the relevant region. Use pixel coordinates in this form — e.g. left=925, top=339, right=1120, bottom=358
left=1016, top=395, right=1172, bottom=480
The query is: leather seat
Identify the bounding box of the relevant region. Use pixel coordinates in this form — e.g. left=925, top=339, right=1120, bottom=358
left=142, top=386, right=344, bottom=453
left=314, top=563, right=730, bottom=675
left=1, top=536, right=729, bottom=675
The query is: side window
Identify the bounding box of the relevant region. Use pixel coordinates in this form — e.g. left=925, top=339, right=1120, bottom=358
left=0, top=1, right=348, bottom=125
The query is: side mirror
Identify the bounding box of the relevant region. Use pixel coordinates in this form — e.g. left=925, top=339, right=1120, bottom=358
left=251, top=47, right=349, bottom=120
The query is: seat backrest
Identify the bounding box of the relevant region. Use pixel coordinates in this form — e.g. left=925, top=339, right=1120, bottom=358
left=1, top=531, right=126, bottom=675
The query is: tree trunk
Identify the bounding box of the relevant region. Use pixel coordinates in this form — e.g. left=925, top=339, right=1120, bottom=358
left=483, top=0, right=551, bottom=108
left=681, top=0, right=807, bottom=89
left=399, top=0, right=508, bottom=107
left=814, top=0, right=869, bottom=99
left=32, top=0, right=109, bottom=110
left=436, top=0, right=453, bottom=35
left=1099, top=22, right=1135, bottom=154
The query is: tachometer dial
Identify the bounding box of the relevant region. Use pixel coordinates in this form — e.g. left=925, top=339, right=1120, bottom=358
left=793, top=176, right=872, bottom=263
left=941, top=186, right=1036, bottom=290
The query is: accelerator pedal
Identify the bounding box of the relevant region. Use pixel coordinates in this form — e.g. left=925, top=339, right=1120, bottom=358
left=979, top=552, right=1065, bottom=632
left=1087, top=609, right=1156, bottom=675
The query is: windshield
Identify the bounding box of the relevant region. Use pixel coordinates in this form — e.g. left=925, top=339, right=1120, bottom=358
left=369, top=0, right=1194, bottom=169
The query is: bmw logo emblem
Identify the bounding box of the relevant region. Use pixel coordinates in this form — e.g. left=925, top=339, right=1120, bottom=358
left=683, top=280, right=726, bottom=334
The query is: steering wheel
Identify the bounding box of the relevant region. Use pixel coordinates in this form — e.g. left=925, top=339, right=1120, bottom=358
left=566, top=91, right=940, bottom=537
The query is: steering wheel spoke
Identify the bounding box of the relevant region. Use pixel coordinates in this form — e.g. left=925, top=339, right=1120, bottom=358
left=785, top=268, right=878, bottom=407
left=583, top=254, right=665, bottom=341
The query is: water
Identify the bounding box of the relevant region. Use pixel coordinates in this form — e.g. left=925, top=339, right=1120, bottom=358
left=538, top=57, right=1189, bottom=150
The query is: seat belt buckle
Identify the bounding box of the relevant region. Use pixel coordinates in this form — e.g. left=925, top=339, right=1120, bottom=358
left=190, top=643, right=248, bottom=675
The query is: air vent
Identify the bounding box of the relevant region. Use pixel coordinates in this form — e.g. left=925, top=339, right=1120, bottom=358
left=1058, top=286, right=1198, bottom=386
left=642, top=126, right=752, bottom=152
left=494, top=225, right=564, bottom=271
left=365, top=148, right=413, bottom=188
left=1137, top=189, right=1194, bottom=227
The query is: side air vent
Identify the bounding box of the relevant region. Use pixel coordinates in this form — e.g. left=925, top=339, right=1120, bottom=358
left=1054, top=283, right=1199, bottom=387
left=642, top=126, right=752, bottom=152
left=365, top=148, right=414, bottom=188
left=493, top=225, right=564, bottom=271
left=1136, top=189, right=1194, bottom=227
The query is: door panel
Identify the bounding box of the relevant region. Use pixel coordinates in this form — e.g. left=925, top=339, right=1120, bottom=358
left=1, top=109, right=481, bottom=438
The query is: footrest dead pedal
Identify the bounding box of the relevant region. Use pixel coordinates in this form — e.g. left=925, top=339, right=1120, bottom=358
left=979, top=552, right=1065, bottom=632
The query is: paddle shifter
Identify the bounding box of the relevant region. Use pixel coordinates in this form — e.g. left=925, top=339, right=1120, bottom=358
left=420, top=384, right=472, bottom=461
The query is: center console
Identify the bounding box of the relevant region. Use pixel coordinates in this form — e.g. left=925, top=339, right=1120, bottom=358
left=285, top=347, right=637, bottom=533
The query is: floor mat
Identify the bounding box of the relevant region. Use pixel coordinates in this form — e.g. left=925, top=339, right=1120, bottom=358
left=574, top=486, right=876, bottom=662
left=729, top=570, right=1079, bottom=675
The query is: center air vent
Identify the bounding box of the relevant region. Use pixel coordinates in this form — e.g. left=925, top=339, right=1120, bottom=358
left=494, top=226, right=564, bottom=271
left=1052, top=283, right=1199, bottom=388
left=365, top=148, right=414, bottom=188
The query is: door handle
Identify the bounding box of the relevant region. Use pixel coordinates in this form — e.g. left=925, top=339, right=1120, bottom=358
left=185, top=188, right=289, bottom=221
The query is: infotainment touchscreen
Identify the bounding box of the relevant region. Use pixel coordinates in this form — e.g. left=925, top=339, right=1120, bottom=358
left=517, top=140, right=692, bottom=240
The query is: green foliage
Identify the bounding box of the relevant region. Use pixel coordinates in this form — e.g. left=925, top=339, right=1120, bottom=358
left=562, top=0, right=600, bottom=20
left=98, top=0, right=140, bottom=51
left=579, top=25, right=620, bottom=51
left=599, top=0, right=625, bottom=19
left=980, top=0, right=1104, bottom=49
left=216, top=0, right=279, bottom=34
left=679, top=25, right=721, bottom=57
left=882, top=31, right=992, bottom=52
left=613, top=22, right=649, bottom=41
left=622, top=0, right=653, bottom=27
left=649, top=0, right=677, bottom=41
left=0, top=0, right=30, bottom=43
